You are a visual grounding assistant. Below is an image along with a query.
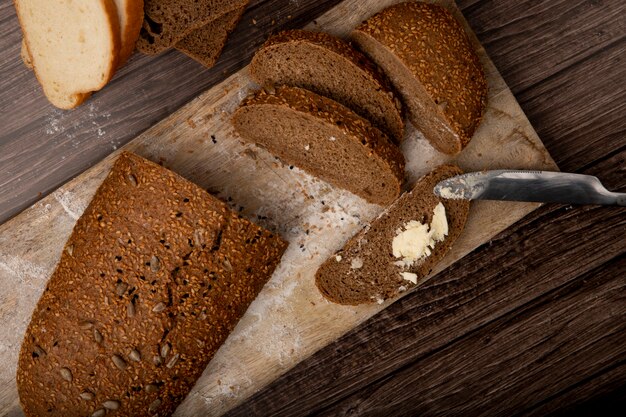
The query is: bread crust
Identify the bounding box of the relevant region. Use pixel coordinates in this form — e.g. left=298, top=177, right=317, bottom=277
left=117, top=0, right=145, bottom=65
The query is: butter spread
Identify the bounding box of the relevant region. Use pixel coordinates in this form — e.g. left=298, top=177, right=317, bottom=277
left=400, top=272, right=418, bottom=284
left=392, top=202, right=448, bottom=268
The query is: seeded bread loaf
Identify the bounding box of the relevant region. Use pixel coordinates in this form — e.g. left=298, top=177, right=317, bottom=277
left=351, top=2, right=488, bottom=155
left=175, top=6, right=245, bottom=68
left=15, top=0, right=120, bottom=109
left=16, top=152, right=287, bottom=417
left=233, top=86, right=406, bottom=206
left=137, top=0, right=248, bottom=54
left=315, top=165, right=469, bottom=305
left=250, top=30, right=405, bottom=143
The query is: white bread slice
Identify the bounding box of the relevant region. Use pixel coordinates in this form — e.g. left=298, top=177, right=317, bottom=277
left=15, top=0, right=120, bottom=109
left=20, top=1, right=143, bottom=68
left=114, top=0, right=144, bottom=64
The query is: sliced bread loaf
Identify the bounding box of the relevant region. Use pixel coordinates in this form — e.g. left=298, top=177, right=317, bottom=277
left=15, top=0, right=120, bottom=109
left=351, top=2, right=488, bottom=155
left=233, top=86, right=405, bottom=206
left=137, top=0, right=248, bottom=54
left=175, top=6, right=245, bottom=68
left=17, top=152, right=287, bottom=417
left=315, top=165, right=470, bottom=305
left=20, top=1, right=143, bottom=68
left=250, top=30, right=405, bottom=143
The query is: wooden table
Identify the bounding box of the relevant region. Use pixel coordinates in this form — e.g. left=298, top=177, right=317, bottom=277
left=1, top=0, right=624, bottom=415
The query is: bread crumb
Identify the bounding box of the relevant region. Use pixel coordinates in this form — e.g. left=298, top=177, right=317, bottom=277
left=350, top=257, right=363, bottom=269
left=329, top=136, right=337, bottom=141
left=304, top=144, right=310, bottom=151
left=400, top=272, right=418, bottom=284
left=335, top=255, right=342, bottom=262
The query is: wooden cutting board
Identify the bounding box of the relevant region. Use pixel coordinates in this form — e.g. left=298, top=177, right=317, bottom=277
left=0, top=0, right=558, bottom=415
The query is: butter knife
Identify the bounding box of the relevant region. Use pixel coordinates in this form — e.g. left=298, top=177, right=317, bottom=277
left=433, top=170, right=626, bottom=206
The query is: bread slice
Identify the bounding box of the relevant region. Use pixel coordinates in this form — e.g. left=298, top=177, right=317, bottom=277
left=137, top=0, right=249, bottom=54
left=115, top=0, right=145, bottom=65
left=315, top=165, right=470, bottom=305
left=233, top=86, right=405, bottom=206
left=250, top=30, right=405, bottom=143
left=351, top=2, right=488, bottom=155
left=15, top=0, right=120, bottom=109
left=20, top=1, right=142, bottom=68
left=175, top=6, right=245, bottom=68
left=17, top=152, right=287, bottom=417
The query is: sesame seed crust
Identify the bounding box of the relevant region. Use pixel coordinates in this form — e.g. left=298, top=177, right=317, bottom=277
left=352, top=1, right=488, bottom=152
left=16, top=152, right=287, bottom=417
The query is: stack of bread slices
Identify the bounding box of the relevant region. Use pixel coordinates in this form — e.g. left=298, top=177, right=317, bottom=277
left=16, top=0, right=250, bottom=109
left=233, top=1, right=489, bottom=305
left=16, top=0, right=144, bottom=109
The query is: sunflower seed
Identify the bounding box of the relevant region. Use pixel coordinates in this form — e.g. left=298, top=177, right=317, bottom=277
left=103, top=400, right=120, bottom=410
left=116, top=282, right=129, bottom=297
left=129, top=349, right=141, bottom=362
left=65, top=245, right=74, bottom=256
left=79, top=321, right=94, bottom=330
left=193, top=229, right=204, bottom=247
left=127, top=174, right=138, bottom=186
left=148, top=399, right=162, bottom=413
left=127, top=302, right=136, bottom=318
left=92, top=409, right=106, bottom=417
left=223, top=258, right=233, bottom=271
left=166, top=353, right=180, bottom=369
left=79, top=391, right=94, bottom=401
left=93, top=328, right=103, bottom=344
left=152, top=355, right=163, bottom=366
left=60, top=367, right=73, bottom=382
left=145, top=384, right=159, bottom=393
left=160, top=343, right=170, bottom=358
left=111, top=354, right=127, bottom=370
left=152, top=302, right=166, bottom=313
left=150, top=256, right=160, bottom=272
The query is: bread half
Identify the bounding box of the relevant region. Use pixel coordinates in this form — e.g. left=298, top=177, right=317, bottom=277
left=233, top=86, right=405, bottom=206
left=16, top=152, right=287, bottom=417
left=15, top=0, right=120, bottom=109
left=351, top=2, right=487, bottom=155
left=315, top=165, right=470, bottom=305
left=250, top=30, right=405, bottom=143
left=175, top=6, right=245, bottom=68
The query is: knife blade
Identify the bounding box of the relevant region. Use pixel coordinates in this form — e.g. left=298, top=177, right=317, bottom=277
left=433, top=170, right=626, bottom=206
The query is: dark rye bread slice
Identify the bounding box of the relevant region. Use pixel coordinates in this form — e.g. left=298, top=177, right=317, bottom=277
left=175, top=6, right=245, bottom=68
left=233, top=86, right=406, bottom=206
left=351, top=2, right=488, bottom=155
left=16, top=152, right=287, bottom=417
left=315, top=165, right=469, bottom=305
left=137, top=0, right=248, bottom=54
left=250, top=30, right=405, bottom=143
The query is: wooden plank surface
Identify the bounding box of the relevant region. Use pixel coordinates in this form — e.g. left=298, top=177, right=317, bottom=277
left=0, top=0, right=624, bottom=416
left=225, top=0, right=626, bottom=414
left=0, top=0, right=344, bottom=224
left=227, top=150, right=626, bottom=416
